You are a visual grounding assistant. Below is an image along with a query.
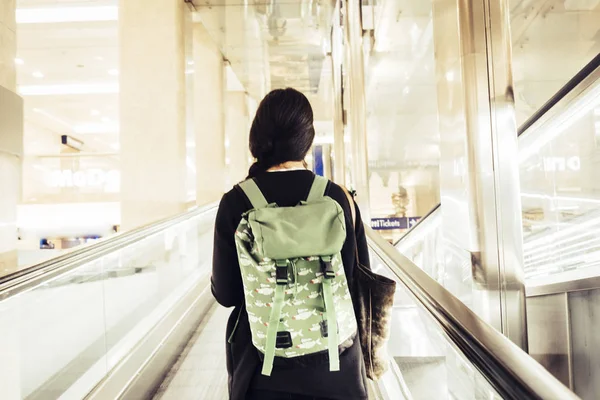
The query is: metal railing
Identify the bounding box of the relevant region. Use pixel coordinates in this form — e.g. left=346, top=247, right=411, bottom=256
left=0, top=203, right=218, bottom=300
left=367, top=226, right=578, bottom=400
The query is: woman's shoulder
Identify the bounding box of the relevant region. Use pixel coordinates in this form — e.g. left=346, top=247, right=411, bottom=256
left=327, top=181, right=348, bottom=203
left=216, top=184, right=251, bottom=223
left=220, top=175, right=350, bottom=211
left=326, top=180, right=353, bottom=211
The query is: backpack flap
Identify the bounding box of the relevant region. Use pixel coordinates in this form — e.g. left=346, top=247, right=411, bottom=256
left=247, top=198, right=346, bottom=260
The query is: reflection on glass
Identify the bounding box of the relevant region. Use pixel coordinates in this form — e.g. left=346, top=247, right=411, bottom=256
left=510, top=0, right=600, bottom=125
left=22, top=154, right=120, bottom=204
left=370, top=250, right=502, bottom=400
left=395, top=210, right=473, bottom=304
left=0, top=208, right=216, bottom=398
left=365, top=0, right=441, bottom=243
left=519, top=75, right=600, bottom=281
left=397, top=74, right=600, bottom=284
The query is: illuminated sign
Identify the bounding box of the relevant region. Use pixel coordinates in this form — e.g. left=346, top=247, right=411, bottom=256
left=371, top=217, right=421, bottom=230
left=48, top=169, right=120, bottom=193
left=542, top=156, right=580, bottom=172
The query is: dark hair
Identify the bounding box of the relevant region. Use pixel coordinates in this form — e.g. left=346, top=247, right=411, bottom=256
left=247, top=88, right=315, bottom=177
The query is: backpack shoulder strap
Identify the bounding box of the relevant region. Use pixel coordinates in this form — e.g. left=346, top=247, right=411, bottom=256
left=238, top=178, right=269, bottom=209
left=306, top=175, right=329, bottom=202
left=341, top=185, right=356, bottom=228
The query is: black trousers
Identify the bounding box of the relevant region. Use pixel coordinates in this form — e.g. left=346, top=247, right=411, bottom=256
left=246, top=389, right=336, bottom=400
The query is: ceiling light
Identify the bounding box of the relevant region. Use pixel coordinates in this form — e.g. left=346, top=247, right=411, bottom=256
left=16, top=6, right=118, bottom=24
left=32, top=71, right=44, bottom=78
left=186, top=157, right=197, bottom=174
left=95, top=56, right=104, bottom=61
left=90, top=109, right=100, bottom=116
left=403, top=87, right=410, bottom=95
left=445, top=71, right=455, bottom=82
left=108, top=69, right=119, bottom=76
left=14, top=58, right=24, bottom=65
left=19, top=83, right=119, bottom=96
left=187, top=61, right=194, bottom=66
left=185, top=69, right=194, bottom=75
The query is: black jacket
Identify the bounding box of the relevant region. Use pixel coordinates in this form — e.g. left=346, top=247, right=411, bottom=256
left=211, top=170, right=370, bottom=400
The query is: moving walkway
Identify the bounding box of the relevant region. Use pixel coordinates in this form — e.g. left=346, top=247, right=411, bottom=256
left=3, top=51, right=596, bottom=400
left=0, top=201, right=576, bottom=399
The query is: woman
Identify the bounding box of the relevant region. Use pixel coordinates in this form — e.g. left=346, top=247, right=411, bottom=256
left=212, top=88, right=370, bottom=400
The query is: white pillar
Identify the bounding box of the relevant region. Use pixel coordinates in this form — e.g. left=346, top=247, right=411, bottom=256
left=119, top=0, right=190, bottom=230
left=193, top=22, right=226, bottom=205
left=432, top=0, right=527, bottom=349
left=344, top=0, right=371, bottom=219
left=331, top=0, right=346, bottom=185
left=0, top=1, right=22, bottom=397
left=225, top=91, right=250, bottom=184
left=0, top=0, right=22, bottom=276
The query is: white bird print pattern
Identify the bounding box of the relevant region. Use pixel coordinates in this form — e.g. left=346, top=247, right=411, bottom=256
left=296, top=339, right=321, bottom=349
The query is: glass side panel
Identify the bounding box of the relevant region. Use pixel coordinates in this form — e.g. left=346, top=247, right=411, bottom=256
left=509, top=0, right=600, bottom=125
left=104, top=212, right=215, bottom=370
left=364, top=0, right=441, bottom=243
left=0, top=208, right=216, bottom=399
left=397, top=72, right=600, bottom=285
left=395, top=209, right=473, bottom=305
left=519, top=75, right=600, bottom=283
left=370, top=249, right=502, bottom=400
left=0, top=259, right=108, bottom=399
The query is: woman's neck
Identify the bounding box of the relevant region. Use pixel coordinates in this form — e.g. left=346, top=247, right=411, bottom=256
left=266, top=161, right=306, bottom=172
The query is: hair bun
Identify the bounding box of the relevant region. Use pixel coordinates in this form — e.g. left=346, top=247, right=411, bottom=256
left=248, top=88, right=315, bottom=177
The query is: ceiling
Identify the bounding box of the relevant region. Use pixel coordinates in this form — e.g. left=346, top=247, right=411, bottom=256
left=13, top=0, right=599, bottom=182
left=16, top=0, right=119, bottom=154
left=16, top=0, right=337, bottom=155
left=194, top=0, right=335, bottom=123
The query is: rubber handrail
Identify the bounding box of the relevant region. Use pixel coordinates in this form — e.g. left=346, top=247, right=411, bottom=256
left=518, top=53, right=600, bottom=136
left=0, top=203, right=218, bottom=300
left=367, top=227, right=578, bottom=400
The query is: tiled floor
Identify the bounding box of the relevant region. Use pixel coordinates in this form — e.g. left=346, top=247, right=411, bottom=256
left=153, top=304, right=231, bottom=400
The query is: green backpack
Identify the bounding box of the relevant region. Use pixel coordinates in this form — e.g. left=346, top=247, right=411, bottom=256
left=234, top=175, right=358, bottom=376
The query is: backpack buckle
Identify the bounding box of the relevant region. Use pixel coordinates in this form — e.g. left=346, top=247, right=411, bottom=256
left=275, top=260, right=288, bottom=285
left=321, top=256, right=335, bottom=279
